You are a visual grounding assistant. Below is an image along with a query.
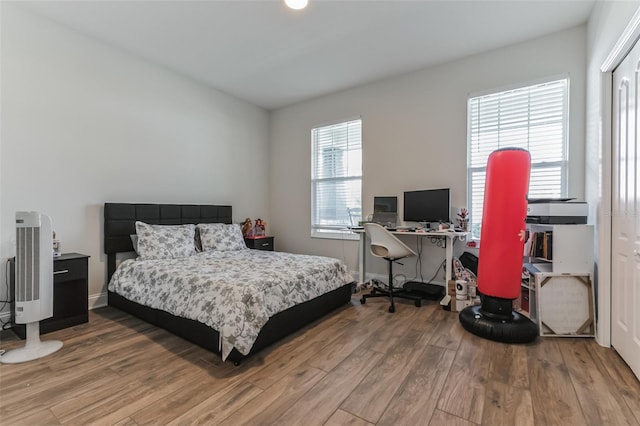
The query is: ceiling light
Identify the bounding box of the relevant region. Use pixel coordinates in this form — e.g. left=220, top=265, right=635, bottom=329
left=284, top=0, right=308, bottom=10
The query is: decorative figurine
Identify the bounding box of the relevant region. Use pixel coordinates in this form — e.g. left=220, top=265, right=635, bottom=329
left=457, top=208, right=469, bottom=231
left=251, top=218, right=267, bottom=236
left=241, top=218, right=253, bottom=237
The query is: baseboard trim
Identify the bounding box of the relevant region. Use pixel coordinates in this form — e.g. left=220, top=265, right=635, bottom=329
left=0, top=310, right=11, bottom=325
left=0, top=293, right=107, bottom=330
left=89, top=292, right=108, bottom=310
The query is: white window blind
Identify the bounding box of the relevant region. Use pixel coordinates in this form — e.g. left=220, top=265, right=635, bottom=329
left=311, top=119, right=362, bottom=237
left=467, top=78, right=568, bottom=239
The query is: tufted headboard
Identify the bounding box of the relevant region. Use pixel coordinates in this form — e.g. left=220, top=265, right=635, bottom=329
left=104, top=203, right=232, bottom=280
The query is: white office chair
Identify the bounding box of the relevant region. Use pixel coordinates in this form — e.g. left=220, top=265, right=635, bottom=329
left=360, top=223, right=423, bottom=313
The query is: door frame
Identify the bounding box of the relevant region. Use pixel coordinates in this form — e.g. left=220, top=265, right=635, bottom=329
left=599, top=7, right=640, bottom=347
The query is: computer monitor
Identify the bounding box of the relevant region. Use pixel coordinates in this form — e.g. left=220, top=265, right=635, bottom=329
left=373, top=196, right=397, bottom=213
left=403, top=188, right=451, bottom=224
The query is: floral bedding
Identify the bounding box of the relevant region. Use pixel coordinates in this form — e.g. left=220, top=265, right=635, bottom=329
left=108, top=249, right=353, bottom=360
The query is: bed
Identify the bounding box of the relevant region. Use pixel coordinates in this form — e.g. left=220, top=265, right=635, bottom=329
left=104, top=203, right=354, bottom=364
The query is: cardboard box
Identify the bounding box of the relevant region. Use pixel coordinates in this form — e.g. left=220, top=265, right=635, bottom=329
left=447, top=280, right=457, bottom=311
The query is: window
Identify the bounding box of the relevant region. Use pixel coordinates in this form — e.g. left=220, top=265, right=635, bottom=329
left=311, top=119, right=362, bottom=238
left=467, top=77, right=568, bottom=239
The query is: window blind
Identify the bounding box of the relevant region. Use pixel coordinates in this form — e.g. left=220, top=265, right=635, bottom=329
left=311, top=119, right=362, bottom=236
left=467, top=78, right=568, bottom=239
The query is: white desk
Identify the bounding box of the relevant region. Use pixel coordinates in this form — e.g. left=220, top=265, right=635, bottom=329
left=350, top=228, right=469, bottom=286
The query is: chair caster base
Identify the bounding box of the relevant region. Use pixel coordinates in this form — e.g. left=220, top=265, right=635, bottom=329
left=388, top=305, right=395, bottom=313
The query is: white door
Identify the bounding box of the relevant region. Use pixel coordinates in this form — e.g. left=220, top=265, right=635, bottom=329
left=612, top=40, right=640, bottom=380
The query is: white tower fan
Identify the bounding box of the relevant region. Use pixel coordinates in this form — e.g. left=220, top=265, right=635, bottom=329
left=0, top=212, right=63, bottom=364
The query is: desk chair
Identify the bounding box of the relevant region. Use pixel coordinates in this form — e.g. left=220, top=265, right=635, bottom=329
left=360, top=223, right=423, bottom=313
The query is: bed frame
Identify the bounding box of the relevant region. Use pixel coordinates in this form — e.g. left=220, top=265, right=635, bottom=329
left=104, top=202, right=353, bottom=364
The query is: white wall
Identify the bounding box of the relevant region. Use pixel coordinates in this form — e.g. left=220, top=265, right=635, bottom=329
left=269, top=26, right=587, bottom=280
left=0, top=4, right=270, bottom=315
left=585, top=0, right=640, bottom=346
left=2, top=2, right=615, bottom=323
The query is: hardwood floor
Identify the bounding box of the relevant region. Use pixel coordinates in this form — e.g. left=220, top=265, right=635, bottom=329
left=1, top=295, right=639, bottom=425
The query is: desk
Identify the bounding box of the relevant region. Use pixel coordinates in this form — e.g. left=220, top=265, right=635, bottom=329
left=350, top=229, right=468, bottom=286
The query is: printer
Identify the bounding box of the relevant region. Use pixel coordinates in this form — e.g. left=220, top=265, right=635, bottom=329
left=526, top=200, right=588, bottom=224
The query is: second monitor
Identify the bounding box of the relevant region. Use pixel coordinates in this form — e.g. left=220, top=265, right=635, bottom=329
left=372, top=196, right=398, bottom=228
left=373, top=196, right=398, bottom=213
left=403, top=188, right=451, bottom=225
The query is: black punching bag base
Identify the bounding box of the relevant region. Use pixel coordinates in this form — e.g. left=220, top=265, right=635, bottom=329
left=459, top=304, right=538, bottom=344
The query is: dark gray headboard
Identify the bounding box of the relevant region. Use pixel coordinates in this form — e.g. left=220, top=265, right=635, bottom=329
left=104, top=203, right=232, bottom=280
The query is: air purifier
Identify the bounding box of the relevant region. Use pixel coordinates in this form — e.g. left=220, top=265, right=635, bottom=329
left=0, top=212, right=63, bottom=364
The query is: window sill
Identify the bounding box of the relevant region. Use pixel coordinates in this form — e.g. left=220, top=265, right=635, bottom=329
left=311, top=230, right=360, bottom=241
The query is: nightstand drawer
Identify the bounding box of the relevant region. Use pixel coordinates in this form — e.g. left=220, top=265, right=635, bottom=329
left=244, top=236, right=274, bottom=251
left=54, top=257, right=88, bottom=283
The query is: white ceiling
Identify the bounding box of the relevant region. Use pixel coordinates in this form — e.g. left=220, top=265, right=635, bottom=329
left=15, top=0, right=596, bottom=110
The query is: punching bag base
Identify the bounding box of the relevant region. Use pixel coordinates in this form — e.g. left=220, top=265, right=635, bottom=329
left=459, top=305, right=538, bottom=344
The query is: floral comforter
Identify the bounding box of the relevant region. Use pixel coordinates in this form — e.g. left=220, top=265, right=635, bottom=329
left=108, top=249, right=353, bottom=360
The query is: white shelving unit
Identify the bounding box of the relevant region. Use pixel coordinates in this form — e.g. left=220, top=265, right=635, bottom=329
left=520, top=224, right=595, bottom=337
left=524, top=224, right=594, bottom=273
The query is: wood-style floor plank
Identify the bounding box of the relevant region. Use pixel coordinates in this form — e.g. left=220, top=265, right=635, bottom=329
left=0, top=298, right=638, bottom=426
left=2, top=406, right=61, bottom=426
left=68, top=362, right=205, bottom=425
left=340, top=327, right=432, bottom=423
left=112, top=417, right=139, bottom=426
left=166, top=380, right=264, bottom=425
left=358, top=301, right=423, bottom=354
left=376, top=344, right=456, bottom=425
left=488, top=341, right=531, bottom=389
left=426, top=305, right=466, bottom=351
left=219, top=363, right=326, bottom=425
left=559, top=339, right=640, bottom=425
left=436, top=333, right=492, bottom=423
left=52, top=376, right=151, bottom=425
left=429, top=409, right=476, bottom=426
left=326, top=409, right=374, bottom=426
left=129, top=365, right=245, bottom=425
left=1, top=360, right=124, bottom=419
left=306, top=309, right=386, bottom=372
left=244, top=316, right=356, bottom=389
left=274, top=345, right=383, bottom=425
left=528, top=338, right=588, bottom=425
left=481, top=379, right=534, bottom=426
left=589, top=340, right=640, bottom=424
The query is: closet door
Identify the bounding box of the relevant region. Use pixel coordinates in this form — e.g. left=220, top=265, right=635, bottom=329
left=611, top=39, right=640, bottom=380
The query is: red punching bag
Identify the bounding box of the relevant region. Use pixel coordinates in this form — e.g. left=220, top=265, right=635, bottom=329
left=477, top=148, right=531, bottom=300
left=459, top=147, right=536, bottom=344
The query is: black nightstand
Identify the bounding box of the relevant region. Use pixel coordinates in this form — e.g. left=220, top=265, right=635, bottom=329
left=10, top=252, right=90, bottom=339
left=244, top=236, right=274, bottom=251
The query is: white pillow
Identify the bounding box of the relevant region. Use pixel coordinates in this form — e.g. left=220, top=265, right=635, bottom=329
left=135, top=221, right=196, bottom=260
left=197, top=223, right=247, bottom=252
